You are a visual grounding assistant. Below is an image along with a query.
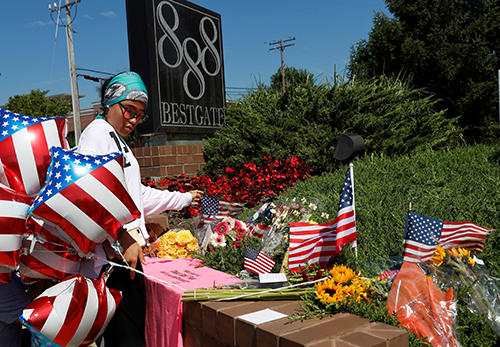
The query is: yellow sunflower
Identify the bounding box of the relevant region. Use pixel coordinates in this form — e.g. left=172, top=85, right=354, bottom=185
left=314, top=278, right=348, bottom=303
left=330, top=264, right=358, bottom=284
left=430, top=245, right=446, bottom=267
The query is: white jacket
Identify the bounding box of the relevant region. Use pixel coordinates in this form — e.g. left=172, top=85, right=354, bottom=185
left=77, top=119, right=192, bottom=240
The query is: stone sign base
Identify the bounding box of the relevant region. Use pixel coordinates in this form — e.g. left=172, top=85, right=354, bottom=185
left=182, top=300, right=408, bottom=347
left=131, top=144, right=205, bottom=178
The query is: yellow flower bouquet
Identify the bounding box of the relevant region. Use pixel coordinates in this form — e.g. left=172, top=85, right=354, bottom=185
left=145, top=229, right=199, bottom=259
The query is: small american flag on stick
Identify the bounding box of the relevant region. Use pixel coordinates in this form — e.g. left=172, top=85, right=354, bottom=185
left=244, top=245, right=275, bottom=274
left=200, top=196, right=243, bottom=226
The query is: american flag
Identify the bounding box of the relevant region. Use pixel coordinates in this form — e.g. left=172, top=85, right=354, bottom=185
left=288, top=165, right=357, bottom=272
left=26, top=147, right=140, bottom=256
left=20, top=275, right=121, bottom=347
left=0, top=184, right=33, bottom=272
left=0, top=108, right=68, bottom=196
left=244, top=245, right=275, bottom=274
left=246, top=223, right=271, bottom=238
left=403, top=211, right=493, bottom=263
left=200, top=196, right=243, bottom=226
left=246, top=202, right=272, bottom=238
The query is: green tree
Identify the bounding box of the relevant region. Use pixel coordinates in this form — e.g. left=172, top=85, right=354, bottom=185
left=349, top=0, right=500, bottom=142
left=4, top=89, right=71, bottom=118
left=270, top=67, right=315, bottom=91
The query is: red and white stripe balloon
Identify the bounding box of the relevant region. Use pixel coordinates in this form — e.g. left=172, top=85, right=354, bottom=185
left=0, top=108, right=69, bottom=196
left=19, top=241, right=83, bottom=283
left=20, top=275, right=121, bottom=347
left=0, top=266, right=12, bottom=284
left=26, top=147, right=140, bottom=255
left=0, top=184, right=33, bottom=277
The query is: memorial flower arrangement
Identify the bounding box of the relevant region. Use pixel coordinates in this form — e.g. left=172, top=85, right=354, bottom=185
left=208, top=217, right=248, bottom=250
left=427, top=246, right=500, bottom=336
left=251, top=197, right=329, bottom=259
left=146, top=229, right=199, bottom=259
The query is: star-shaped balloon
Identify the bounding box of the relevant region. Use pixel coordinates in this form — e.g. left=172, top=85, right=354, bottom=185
left=0, top=107, right=69, bottom=196
left=27, top=147, right=140, bottom=256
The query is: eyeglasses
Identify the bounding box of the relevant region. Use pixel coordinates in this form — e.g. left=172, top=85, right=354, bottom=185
left=117, top=102, right=149, bottom=123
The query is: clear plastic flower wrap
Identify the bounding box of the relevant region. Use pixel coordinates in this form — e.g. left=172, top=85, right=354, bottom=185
left=256, top=197, right=326, bottom=258
left=427, top=246, right=500, bottom=337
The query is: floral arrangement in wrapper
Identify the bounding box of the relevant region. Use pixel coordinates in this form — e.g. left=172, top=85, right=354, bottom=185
left=146, top=229, right=199, bottom=259
left=194, top=217, right=262, bottom=276
left=428, top=246, right=500, bottom=337
left=252, top=197, right=330, bottom=258
left=208, top=217, right=248, bottom=251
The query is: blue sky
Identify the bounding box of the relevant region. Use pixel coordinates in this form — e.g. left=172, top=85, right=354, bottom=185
left=0, top=0, right=388, bottom=110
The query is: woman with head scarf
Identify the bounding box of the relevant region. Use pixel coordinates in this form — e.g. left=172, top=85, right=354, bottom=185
left=78, top=71, right=202, bottom=347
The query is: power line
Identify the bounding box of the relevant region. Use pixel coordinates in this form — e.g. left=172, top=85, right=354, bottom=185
left=76, top=68, right=115, bottom=76
left=267, top=37, right=295, bottom=91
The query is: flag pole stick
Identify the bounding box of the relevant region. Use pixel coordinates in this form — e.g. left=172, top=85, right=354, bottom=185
left=350, top=162, right=358, bottom=258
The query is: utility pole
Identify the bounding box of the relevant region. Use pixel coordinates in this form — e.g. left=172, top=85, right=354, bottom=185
left=268, top=37, right=295, bottom=92
left=50, top=0, right=82, bottom=145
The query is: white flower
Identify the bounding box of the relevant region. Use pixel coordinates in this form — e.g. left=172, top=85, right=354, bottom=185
left=308, top=203, right=317, bottom=210
left=210, top=233, right=226, bottom=247
left=321, top=212, right=329, bottom=219
left=301, top=197, right=307, bottom=204
left=221, top=217, right=235, bottom=229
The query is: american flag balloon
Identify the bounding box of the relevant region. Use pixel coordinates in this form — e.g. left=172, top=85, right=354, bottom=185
left=0, top=266, right=12, bottom=284
left=19, top=275, right=122, bottom=347
left=0, top=183, right=33, bottom=279
left=0, top=108, right=69, bottom=196
left=19, top=230, right=83, bottom=283
left=26, top=146, right=141, bottom=256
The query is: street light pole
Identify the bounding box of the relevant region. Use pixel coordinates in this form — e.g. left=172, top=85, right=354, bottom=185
left=50, top=0, right=82, bottom=145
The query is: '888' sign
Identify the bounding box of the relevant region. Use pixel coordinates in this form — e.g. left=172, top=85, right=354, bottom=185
left=155, top=0, right=223, bottom=101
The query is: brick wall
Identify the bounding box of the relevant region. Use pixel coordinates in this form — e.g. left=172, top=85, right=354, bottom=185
left=131, top=144, right=205, bottom=178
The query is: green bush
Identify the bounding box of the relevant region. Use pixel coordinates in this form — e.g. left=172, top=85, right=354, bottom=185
left=203, top=75, right=462, bottom=176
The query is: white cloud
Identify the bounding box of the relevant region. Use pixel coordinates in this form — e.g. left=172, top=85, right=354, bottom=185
left=100, top=11, right=116, bottom=18
left=29, top=20, right=53, bottom=27
left=82, top=14, right=94, bottom=20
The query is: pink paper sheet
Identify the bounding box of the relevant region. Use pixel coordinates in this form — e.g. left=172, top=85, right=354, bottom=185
left=143, top=257, right=240, bottom=347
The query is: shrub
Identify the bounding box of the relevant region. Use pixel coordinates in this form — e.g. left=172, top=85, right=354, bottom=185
left=203, top=75, right=462, bottom=176
left=143, top=156, right=312, bottom=209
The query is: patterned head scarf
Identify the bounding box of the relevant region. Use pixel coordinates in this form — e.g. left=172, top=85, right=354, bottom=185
left=102, top=71, right=148, bottom=108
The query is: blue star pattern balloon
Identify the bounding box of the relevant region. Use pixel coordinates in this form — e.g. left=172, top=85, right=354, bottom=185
left=26, top=147, right=140, bottom=255
left=0, top=107, right=68, bottom=196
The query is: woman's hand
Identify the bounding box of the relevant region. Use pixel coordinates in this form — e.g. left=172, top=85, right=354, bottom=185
left=189, top=190, right=204, bottom=206
left=118, top=230, right=147, bottom=279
